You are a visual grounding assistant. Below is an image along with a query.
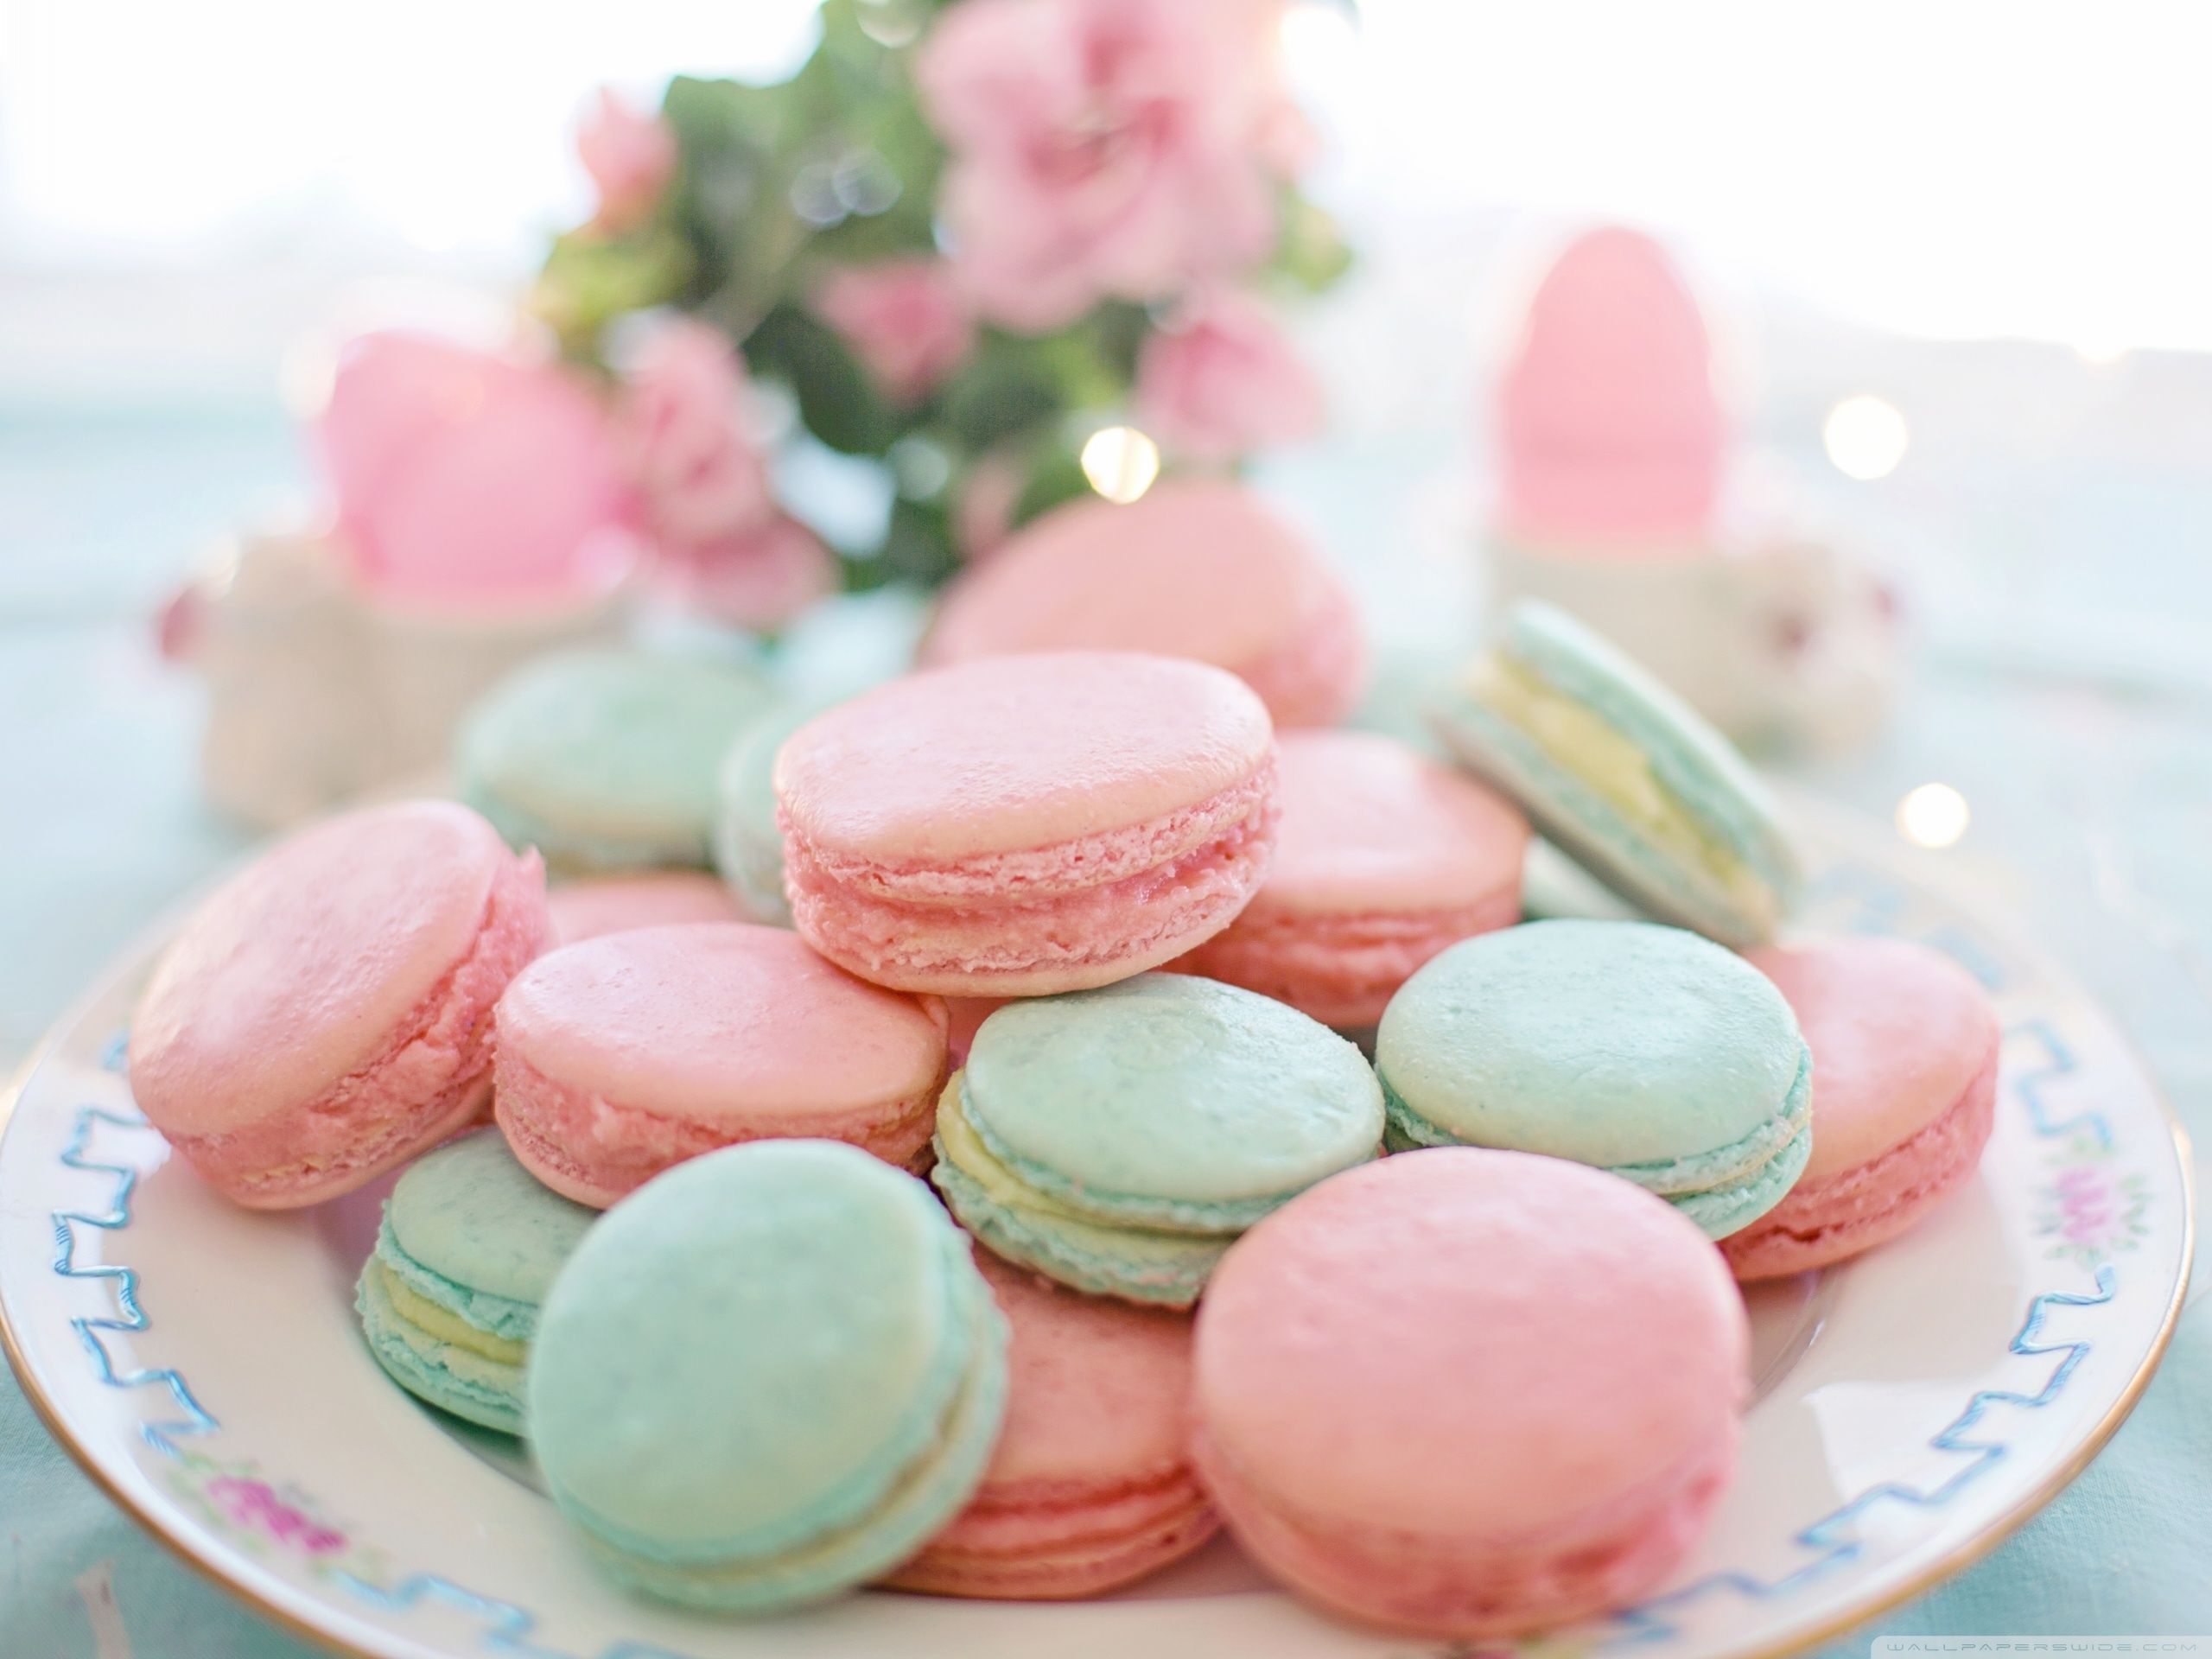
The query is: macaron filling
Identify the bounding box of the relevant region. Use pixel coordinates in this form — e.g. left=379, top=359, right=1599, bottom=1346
left=167, top=849, right=544, bottom=1202
left=1380, top=1043, right=1813, bottom=1239
left=495, top=1049, right=938, bottom=1208
left=783, top=776, right=1279, bottom=990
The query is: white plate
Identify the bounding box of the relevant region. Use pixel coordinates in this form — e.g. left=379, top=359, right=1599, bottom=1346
left=0, top=801, right=2193, bottom=1659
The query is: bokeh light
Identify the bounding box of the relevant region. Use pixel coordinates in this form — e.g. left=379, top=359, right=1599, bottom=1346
left=1897, top=783, right=1970, bottom=849
left=1080, top=426, right=1161, bottom=505
left=1822, top=395, right=1910, bottom=480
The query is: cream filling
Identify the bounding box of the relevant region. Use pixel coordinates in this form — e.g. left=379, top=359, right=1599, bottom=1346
left=375, top=1262, right=527, bottom=1367
left=1475, top=658, right=1768, bottom=910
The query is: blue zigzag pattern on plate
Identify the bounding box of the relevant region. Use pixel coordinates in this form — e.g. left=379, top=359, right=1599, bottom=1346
left=1799, top=863, right=2010, bottom=992
left=51, top=1104, right=222, bottom=1456
left=1600, top=1268, right=2118, bottom=1646
left=2006, top=1017, right=2109, bottom=1153
left=48, top=1100, right=722, bottom=1659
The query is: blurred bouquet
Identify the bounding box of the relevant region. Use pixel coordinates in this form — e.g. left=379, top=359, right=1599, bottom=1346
left=531, top=0, right=1351, bottom=602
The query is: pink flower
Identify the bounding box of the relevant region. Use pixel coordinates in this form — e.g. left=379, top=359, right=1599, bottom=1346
left=577, top=88, right=677, bottom=235
left=317, top=333, right=640, bottom=605
left=616, top=320, right=775, bottom=550
left=1135, top=291, right=1324, bottom=461
left=207, top=1477, right=348, bottom=1557
left=813, top=260, right=976, bottom=404
left=916, top=0, right=1287, bottom=331
left=664, top=514, right=838, bottom=632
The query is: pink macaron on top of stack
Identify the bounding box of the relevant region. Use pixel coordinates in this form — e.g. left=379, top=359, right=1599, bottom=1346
left=1498, top=226, right=1726, bottom=548
left=778, top=652, right=1274, bottom=867
left=1752, top=938, right=1998, bottom=1184
left=497, top=924, right=945, bottom=1122
left=1245, top=730, right=1527, bottom=918
left=544, top=873, right=745, bottom=944
left=922, top=482, right=1363, bottom=728
left=130, top=800, right=546, bottom=1205
left=1198, top=1149, right=1745, bottom=1548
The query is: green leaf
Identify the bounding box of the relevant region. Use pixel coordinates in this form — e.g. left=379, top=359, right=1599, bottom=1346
left=1007, top=441, right=1093, bottom=531
left=531, top=229, right=692, bottom=360
left=937, top=336, right=1065, bottom=449
left=874, top=494, right=961, bottom=588
left=1270, top=191, right=1355, bottom=294
left=745, top=302, right=896, bottom=455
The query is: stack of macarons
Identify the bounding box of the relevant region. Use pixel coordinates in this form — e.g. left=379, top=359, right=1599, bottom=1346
left=121, top=493, right=2005, bottom=1639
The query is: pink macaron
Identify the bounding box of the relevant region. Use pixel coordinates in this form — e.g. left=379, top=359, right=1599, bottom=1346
left=493, top=923, right=950, bottom=1207
left=776, top=652, right=1281, bottom=995
left=1173, top=730, right=1529, bottom=1027
left=1723, top=937, right=2000, bottom=1281
left=544, top=872, right=746, bottom=944
left=922, top=481, right=1365, bottom=728
left=888, top=1254, right=1217, bottom=1599
left=129, top=800, right=548, bottom=1209
left=1193, top=1148, right=1747, bottom=1638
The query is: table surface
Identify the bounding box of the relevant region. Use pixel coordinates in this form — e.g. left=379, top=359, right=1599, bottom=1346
left=3, top=396, right=2209, bottom=1655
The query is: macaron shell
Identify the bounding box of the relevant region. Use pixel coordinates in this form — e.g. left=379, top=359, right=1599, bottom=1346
left=923, top=482, right=1361, bottom=726
left=775, top=652, right=1274, bottom=866
left=385, top=1128, right=596, bottom=1311
left=546, top=874, right=746, bottom=944
left=1376, top=919, right=1803, bottom=1168
left=1749, top=938, right=1999, bottom=1182
left=1239, top=730, right=1528, bottom=918
left=961, top=976, right=1383, bottom=1220
left=357, top=1262, right=528, bottom=1434
left=1194, top=1147, right=1747, bottom=1544
left=459, top=649, right=773, bottom=864
left=130, top=800, right=518, bottom=1135
left=496, top=925, right=946, bottom=1122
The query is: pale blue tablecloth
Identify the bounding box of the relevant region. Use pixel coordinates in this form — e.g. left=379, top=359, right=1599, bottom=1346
left=3, top=400, right=2208, bottom=1656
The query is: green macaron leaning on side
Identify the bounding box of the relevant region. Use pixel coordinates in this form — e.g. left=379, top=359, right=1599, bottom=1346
left=1429, top=599, right=1800, bottom=949
left=526, top=1138, right=1009, bottom=1612
left=355, top=1128, right=597, bottom=1434
left=1376, top=918, right=1814, bottom=1239
left=456, top=647, right=776, bottom=874
left=932, top=974, right=1387, bottom=1306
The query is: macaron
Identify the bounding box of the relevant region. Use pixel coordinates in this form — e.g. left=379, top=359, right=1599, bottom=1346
left=932, top=975, right=1383, bottom=1306
left=355, top=1127, right=594, bottom=1433
left=1193, top=1148, right=1748, bottom=1638
left=493, top=923, right=950, bottom=1207
left=546, top=873, right=746, bottom=944
left=1376, top=919, right=1811, bottom=1239
left=129, top=800, right=547, bottom=1209
left=922, top=480, right=1365, bottom=728
left=776, top=652, right=1281, bottom=995
left=709, top=697, right=824, bottom=926
left=457, top=647, right=774, bottom=874
left=1429, top=599, right=1799, bottom=947
left=887, top=1253, right=1217, bottom=1599
left=529, top=1140, right=1008, bottom=1611
left=1724, top=937, right=2000, bottom=1280
left=1172, top=729, right=1529, bottom=1027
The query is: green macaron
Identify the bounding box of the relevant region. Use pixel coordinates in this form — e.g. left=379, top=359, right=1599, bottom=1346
left=1376, top=918, right=1813, bottom=1237
left=527, top=1139, right=1007, bottom=1612
left=457, top=647, right=774, bottom=874
left=355, top=1128, right=596, bottom=1434
left=931, top=974, right=1385, bottom=1306
left=1429, top=600, right=1800, bottom=948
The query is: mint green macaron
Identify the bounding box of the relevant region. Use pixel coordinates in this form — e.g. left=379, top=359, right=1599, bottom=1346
left=457, top=648, right=774, bottom=874
left=355, top=1128, right=595, bottom=1434
left=932, top=975, right=1385, bottom=1306
left=1376, top=918, right=1812, bottom=1238
left=1429, top=600, right=1800, bottom=948
left=710, top=697, right=830, bottom=926
left=527, top=1139, right=1007, bottom=1612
